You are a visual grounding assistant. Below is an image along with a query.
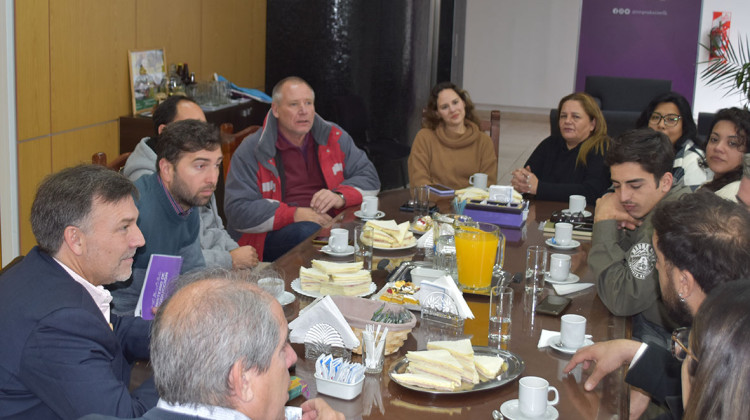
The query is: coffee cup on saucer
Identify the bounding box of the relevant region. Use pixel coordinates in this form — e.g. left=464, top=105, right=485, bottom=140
left=328, top=228, right=349, bottom=253
left=549, top=254, right=571, bottom=281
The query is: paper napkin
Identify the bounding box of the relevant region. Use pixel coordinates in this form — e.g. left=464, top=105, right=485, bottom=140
left=416, top=275, right=474, bottom=319
left=288, top=296, right=360, bottom=348
left=552, top=283, right=594, bottom=295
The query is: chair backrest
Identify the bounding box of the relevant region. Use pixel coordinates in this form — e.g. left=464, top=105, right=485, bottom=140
left=696, top=112, right=715, bottom=148
left=92, top=152, right=132, bottom=171
left=221, top=124, right=261, bottom=178
left=479, top=110, right=501, bottom=154
left=550, top=108, right=640, bottom=140
left=584, top=76, right=672, bottom=112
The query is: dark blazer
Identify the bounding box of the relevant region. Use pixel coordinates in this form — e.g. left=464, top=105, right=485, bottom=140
left=79, top=407, right=211, bottom=420
left=625, top=345, right=683, bottom=420
left=0, top=247, right=158, bottom=420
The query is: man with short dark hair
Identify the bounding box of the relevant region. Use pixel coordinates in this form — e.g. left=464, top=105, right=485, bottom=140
left=81, top=269, right=344, bottom=420
left=567, top=191, right=750, bottom=419
left=589, top=129, right=691, bottom=347
left=111, top=119, right=222, bottom=316
left=225, top=76, right=380, bottom=261
left=0, top=165, right=157, bottom=419
left=124, top=96, right=258, bottom=270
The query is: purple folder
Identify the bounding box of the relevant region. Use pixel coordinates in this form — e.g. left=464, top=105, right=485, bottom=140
left=137, top=254, right=182, bottom=320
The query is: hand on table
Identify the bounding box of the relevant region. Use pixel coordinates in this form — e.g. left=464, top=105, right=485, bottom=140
left=593, top=193, right=641, bottom=230
left=563, top=339, right=642, bottom=391
left=310, top=189, right=345, bottom=214
left=294, top=207, right=333, bottom=225
left=301, top=398, right=345, bottom=420
left=230, top=245, right=259, bottom=269
left=510, top=166, right=538, bottom=195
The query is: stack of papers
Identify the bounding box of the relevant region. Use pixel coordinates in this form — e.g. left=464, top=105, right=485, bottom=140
left=289, top=296, right=360, bottom=349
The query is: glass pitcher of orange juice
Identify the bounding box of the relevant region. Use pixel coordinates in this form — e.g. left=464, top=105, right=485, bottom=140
left=455, top=222, right=505, bottom=292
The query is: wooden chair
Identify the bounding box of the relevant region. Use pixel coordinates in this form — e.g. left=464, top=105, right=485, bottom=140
left=220, top=124, right=261, bottom=179
left=92, top=152, right=132, bottom=171
left=480, top=110, right=501, bottom=154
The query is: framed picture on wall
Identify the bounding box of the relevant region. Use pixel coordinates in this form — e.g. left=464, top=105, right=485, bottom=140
left=128, top=48, right=166, bottom=115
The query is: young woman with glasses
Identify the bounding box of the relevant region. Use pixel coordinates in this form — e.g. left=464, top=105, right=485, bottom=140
left=636, top=92, right=711, bottom=188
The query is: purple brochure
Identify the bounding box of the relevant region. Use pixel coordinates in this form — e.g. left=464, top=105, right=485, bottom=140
left=137, top=254, right=182, bottom=320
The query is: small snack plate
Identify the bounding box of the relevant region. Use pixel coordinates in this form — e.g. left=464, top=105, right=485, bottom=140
left=354, top=210, right=385, bottom=220
left=291, top=279, right=376, bottom=299
left=545, top=238, right=581, bottom=250
left=314, top=373, right=364, bottom=400
left=548, top=334, right=595, bottom=355
left=371, top=282, right=421, bottom=312
left=320, top=245, right=355, bottom=257
left=544, top=272, right=580, bottom=285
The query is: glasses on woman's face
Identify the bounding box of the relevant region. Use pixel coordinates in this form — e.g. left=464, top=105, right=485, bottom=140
left=649, top=113, right=682, bottom=127
left=671, top=327, right=699, bottom=362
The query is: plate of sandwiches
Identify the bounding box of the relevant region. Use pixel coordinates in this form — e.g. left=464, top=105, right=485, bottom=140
left=389, top=339, right=524, bottom=394
left=364, top=220, right=417, bottom=250
left=294, top=260, right=376, bottom=298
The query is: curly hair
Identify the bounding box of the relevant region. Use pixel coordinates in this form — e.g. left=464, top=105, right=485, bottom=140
left=701, top=107, right=750, bottom=192
left=422, top=82, right=480, bottom=130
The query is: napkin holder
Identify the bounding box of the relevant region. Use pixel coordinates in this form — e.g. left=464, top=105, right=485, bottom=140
left=303, top=323, right=351, bottom=361
left=462, top=200, right=528, bottom=228
left=420, top=291, right=464, bottom=329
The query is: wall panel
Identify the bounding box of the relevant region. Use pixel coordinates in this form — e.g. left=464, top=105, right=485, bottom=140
left=18, top=138, right=52, bottom=253
left=15, top=0, right=50, bottom=140
left=51, top=122, right=119, bottom=172
left=136, top=0, right=203, bottom=80
left=202, top=0, right=265, bottom=89
left=49, top=0, right=136, bottom=132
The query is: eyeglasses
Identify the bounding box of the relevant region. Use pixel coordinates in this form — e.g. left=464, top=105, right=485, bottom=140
left=671, top=327, right=699, bottom=362
left=649, top=113, right=682, bottom=127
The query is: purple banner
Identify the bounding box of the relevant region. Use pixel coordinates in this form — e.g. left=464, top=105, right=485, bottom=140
left=576, top=0, right=702, bottom=103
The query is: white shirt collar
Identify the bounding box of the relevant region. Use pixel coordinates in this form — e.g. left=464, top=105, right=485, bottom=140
left=157, top=399, right=252, bottom=420
left=53, top=258, right=112, bottom=323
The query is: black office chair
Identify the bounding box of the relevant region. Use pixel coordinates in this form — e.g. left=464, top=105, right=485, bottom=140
left=331, top=94, right=411, bottom=189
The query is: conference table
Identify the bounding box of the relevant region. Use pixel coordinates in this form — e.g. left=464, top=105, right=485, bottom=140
left=279, top=189, right=630, bottom=420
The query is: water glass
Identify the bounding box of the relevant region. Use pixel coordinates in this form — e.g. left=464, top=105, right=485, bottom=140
left=434, top=234, right=457, bottom=282
left=412, top=185, right=430, bottom=217
left=489, top=286, right=513, bottom=343
left=525, top=245, right=547, bottom=295
left=354, top=225, right=374, bottom=270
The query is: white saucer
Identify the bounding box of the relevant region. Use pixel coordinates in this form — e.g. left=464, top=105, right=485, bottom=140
left=354, top=210, right=385, bottom=220
left=545, top=238, right=580, bottom=250
left=277, top=291, right=296, bottom=306
left=320, top=245, right=355, bottom=257
left=544, top=272, right=580, bottom=285
left=548, top=334, right=594, bottom=355
left=561, top=209, right=592, bottom=218
left=500, top=399, right=559, bottom=420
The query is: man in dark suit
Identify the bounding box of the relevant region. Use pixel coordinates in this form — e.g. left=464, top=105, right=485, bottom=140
left=565, top=191, right=750, bottom=419
left=0, top=165, right=157, bottom=419
left=81, top=268, right=343, bottom=420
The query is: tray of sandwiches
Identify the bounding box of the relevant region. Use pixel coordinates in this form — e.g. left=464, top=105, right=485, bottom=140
left=389, top=339, right=524, bottom=394
left=364, top=220, right=417, bottom=250
left=294, top=260, right=376, bottom=298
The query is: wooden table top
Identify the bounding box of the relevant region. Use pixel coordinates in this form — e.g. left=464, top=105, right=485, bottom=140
left=277, top=189, right=629, bottom=420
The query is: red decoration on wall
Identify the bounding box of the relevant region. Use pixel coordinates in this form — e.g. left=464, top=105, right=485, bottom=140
left=709, top=11, right=731, bottom=62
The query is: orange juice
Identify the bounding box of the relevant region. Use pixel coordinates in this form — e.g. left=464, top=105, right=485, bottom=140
left=455, top=225, right=502, bottom=291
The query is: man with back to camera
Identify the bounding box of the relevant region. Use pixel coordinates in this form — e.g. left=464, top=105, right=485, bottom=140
left=0, top=165, right=157, bottom=419
left=224, top=76, right=380, bottom=261
left=589, top=129, right=691, bottom=348
left=566, top=190, right=750, bottom=419
left=123, top=95, right=258, bottom=270
left=110, top=119, right=221, bottom=316
left=81, top=268, right=344, bottom=420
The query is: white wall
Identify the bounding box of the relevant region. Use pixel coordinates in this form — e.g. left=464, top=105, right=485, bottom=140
left=462, top=0, right=582, bottom=113
left=694, top=0, right=750, bottom=114
left=0, top=0, right=19, bottom=265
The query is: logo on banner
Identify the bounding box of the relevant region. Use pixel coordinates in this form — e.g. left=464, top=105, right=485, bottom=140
left=628, top=243, right=655, bottom=279
left=612, top=8, right=630, bottom=15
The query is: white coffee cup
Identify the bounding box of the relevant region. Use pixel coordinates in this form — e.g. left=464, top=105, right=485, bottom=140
left=549, top=253, right=571, bottom=281
left=560, top=314, right=587, bottom=349
left=554, top=222, right=573, bottom=246
left=489, top=185, right=513, bottom=203
left=469, top=173, right=488, bottom=189
left=518, top=376, right=559, bottom=417
left=328, top=228, right=349, bottom=253
left=569, top=195, right=586, bottom=213
left=360, top=196, right=379, bottom=217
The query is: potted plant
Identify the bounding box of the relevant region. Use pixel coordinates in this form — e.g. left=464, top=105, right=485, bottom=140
left=700, top=35, right=750, bottom=108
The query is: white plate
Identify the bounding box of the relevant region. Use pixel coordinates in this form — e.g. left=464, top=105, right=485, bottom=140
left=544, top=272, right=580, bottom=285
left=548, top=334, right=595, bottom=355
left=409, top=226, right=429, bottom=236
left=290, top=278, right=376, bottom=298
left=320, top=245, right=355, bottom=257
left=561, top=209, right=592, bottom=218
left=277, top=291, right=296, bottom=306
left=500, top=399, right=559, bottom=420
left=370, top=282, right=421, bottom=311
left=545, top=238, right=581, bottom=250
left=373, top=238, right=417, bottom=251
left=353, top=210, right=385, bottom=220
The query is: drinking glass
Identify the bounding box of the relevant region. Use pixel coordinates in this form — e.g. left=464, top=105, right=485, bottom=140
left=525, top=245, right=547, bottom=295
left=489, top=286, right=513, bottom=343
left=354, top=225, right=374, bottom=270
